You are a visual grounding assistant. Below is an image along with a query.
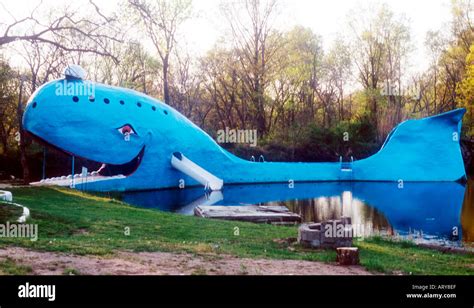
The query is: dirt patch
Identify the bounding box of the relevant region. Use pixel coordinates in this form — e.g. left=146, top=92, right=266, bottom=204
left=0, top=247, right=371, bottom=275
left=72, top=228, right=89, bottom=236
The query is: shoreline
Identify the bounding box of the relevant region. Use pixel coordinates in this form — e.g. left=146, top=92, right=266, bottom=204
left=0, top=187, right=473, bottom=275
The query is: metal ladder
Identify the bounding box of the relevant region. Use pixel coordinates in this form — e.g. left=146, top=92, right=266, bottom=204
left=339, top=156, right=354, bottom=180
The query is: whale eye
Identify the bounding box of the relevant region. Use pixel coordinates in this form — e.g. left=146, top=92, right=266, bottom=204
left=117, top=124, right=136, bottom=136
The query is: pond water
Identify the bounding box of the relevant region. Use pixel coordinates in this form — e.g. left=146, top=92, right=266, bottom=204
left=118, top=179, right=474, bottom=246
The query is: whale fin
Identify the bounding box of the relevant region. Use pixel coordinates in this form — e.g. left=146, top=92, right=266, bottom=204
left=354, top=108, right=467, bottom=181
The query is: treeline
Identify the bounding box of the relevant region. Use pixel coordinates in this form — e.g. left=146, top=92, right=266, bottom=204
left=0, top=0, right=473, bottom=181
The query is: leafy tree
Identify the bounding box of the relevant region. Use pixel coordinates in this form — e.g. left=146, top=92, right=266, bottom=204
left=0, top=58, right=18, bottom=155
left=456, top=43, right=474, bottom=135
left=348, top=3, right=411, bottom=139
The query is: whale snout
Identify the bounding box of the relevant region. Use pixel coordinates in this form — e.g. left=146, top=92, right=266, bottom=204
left=22, top=79, right=146, bottom=166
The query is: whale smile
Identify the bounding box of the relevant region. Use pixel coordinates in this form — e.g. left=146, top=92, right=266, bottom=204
left=26, top=130, right=146, bottom=185
left=97, top=146, right=145, bottom=177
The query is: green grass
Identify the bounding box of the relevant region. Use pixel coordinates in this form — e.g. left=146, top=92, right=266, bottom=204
left=0, top=201, right=23, bottom=222
left=0, top=257, right=32, bottom=275
left=0, top=187, right=473, bottom=275
left=63, top=267, right=81, bottom=275
left=356, top=237, right=474, bottom=275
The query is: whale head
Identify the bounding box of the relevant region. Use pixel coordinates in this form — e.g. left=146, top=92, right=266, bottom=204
left=22, top=76, right=177, bottom=179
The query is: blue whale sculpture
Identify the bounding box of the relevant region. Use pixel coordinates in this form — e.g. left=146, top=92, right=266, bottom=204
left=23, top=72, right=467, bottom=192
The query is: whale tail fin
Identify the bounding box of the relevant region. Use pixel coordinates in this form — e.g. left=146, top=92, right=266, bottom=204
left=355, top=108, right=467, bottom=182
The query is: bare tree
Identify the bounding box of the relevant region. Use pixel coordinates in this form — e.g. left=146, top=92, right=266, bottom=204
left=128, top=0, right=192, bottom=104
left=170, top=50, right=202, bottom=119
left=0, top=0, right=123, bottom=182
left=199, top=47, right=243, bottom=130
left=220, top=0, right=281, bottom=135
left=0, top=0, right=122, bottom=62
left=16, top=41, right=66, bottom=92
left=324, top=38, right=352, bottom=122
left=348, top=3, right=411, bottom=139
left=424, top=30, right=446, bottom=114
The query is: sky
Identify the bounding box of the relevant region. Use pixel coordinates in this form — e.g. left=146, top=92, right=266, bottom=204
left=0, top=0, right=454, bottom=74
left=182, top=0, right=453, bottom=73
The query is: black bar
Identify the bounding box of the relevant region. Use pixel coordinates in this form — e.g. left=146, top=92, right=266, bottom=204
left=0, top=275, right=472, bottom=307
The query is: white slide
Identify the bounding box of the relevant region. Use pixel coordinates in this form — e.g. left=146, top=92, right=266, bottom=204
left=171, top=152, right=224, bottom=191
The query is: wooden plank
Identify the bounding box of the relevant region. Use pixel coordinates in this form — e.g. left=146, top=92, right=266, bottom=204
left=194, top=205, right=301, bottom=224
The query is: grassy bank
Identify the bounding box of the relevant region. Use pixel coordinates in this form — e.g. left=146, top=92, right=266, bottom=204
left=0, top=202, right=22, bottom=222
left=0, top=187, right=473, bottom=275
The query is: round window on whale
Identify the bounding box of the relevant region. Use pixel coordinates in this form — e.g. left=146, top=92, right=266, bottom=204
left=72, top=96, right=79, bottom=102
left=137, top=102, right=142, bottom=107
left=164, top=110, right=168, bottom=115
left=89, top=96, right=95, bottom=102
left=151, top=106, right=156, bottom=111
left=104, top=98, right=110, bottom=104
left=32, top=102, right=37, bottom=108
left=120, top=100, right=125, bottom=105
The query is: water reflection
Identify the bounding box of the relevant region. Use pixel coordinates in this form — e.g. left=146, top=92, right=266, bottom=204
left=272, top=193, right=394, bottom=237
left=120, top=180, right=473, bottom=245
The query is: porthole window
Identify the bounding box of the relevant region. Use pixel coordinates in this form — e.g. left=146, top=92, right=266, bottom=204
left=104, top=98, right=110, bottom=104
left=151, top=106, right=156, bottom=111
left=137, top=102, right=142, bottom=107
left=32, top=102, right=37, bottom=108
left=120, top=100, right=125, bottom=105
left=89, top=96, right=95, bottom=102
left=164, top=110, right=168, bottom=115
left=72, top=96, right=79, bottom=102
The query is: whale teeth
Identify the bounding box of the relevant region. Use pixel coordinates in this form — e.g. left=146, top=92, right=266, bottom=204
left=30, top=171, right=127, bottom=187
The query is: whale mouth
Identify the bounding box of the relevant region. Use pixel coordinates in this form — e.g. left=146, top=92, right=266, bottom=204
left=26, top=131, right=145, bottom=185
left=97, top=146, right=145, bottom=177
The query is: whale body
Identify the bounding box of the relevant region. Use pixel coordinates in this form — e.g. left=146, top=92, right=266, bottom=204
left=22, top=76, right=467, bottom=192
